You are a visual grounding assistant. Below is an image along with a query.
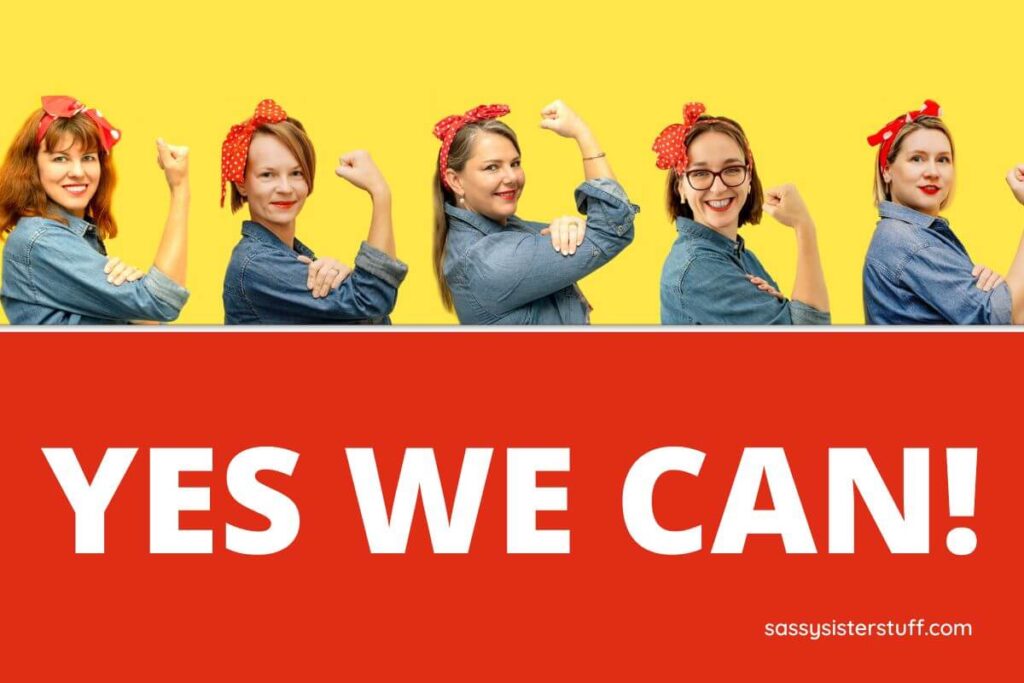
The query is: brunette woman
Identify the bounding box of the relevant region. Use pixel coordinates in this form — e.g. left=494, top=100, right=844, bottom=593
left=656, top=103, right=830, bottom=325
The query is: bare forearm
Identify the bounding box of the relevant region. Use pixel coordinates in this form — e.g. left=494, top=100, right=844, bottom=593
left=365, top=186, right=396, bottom=258
left=152, top=185, right=189, bottom=286
left=576, top=128, right=614, bottom=181
left=1004, top=230, right=1024, bottom=324
left=790, top=222, right=830, bottom=312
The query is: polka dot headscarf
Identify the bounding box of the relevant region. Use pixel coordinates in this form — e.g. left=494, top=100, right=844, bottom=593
left=36, top=96, right=121, bottom=152
left=652, top=102, right=708, bottom=174
left=221, top=99, right=288, bottom=207
left=433, top=104, right=511, bottom=190
left=867, top=100, right=942, bottom=173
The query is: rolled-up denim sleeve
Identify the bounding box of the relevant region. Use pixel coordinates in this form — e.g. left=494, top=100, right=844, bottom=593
left=900, top=246, right=1012, bottom=324
left=677, top=253, right=828, bottom=325
left=241, top=245, right=406, bottom=322
left=465, top=178, right=637, bottom=317
left=26, top=225, right=188, bottom=322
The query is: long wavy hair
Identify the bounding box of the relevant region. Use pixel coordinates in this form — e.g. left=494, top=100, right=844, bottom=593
left=0, top=108, right=118, bottom=239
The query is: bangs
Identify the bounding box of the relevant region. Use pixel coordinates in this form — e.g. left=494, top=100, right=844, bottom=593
left=41, top=115, right=103, bottom=155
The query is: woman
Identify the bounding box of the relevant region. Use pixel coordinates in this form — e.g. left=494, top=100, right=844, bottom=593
left=863, top=100, right=1024, bottom=324
left=221, top=99, right=407, bottom=324
left=656, top=103, right=830, bottom=325
left=432, top=100, right=636, bottom=324
left=0, top=95, right=190, bottom=324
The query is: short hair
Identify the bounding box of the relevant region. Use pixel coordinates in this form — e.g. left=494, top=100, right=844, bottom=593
left=230, top=117, right=316, bottom=213
left=665, top=116, right=763, bottom=228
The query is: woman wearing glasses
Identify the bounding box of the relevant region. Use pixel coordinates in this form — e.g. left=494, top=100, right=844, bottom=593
left=656, top=103, right=830, bottom=325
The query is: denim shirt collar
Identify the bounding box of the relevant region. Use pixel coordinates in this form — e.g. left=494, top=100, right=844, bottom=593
left=49, top=204, right=96, bottom=238
left=878, top=200, right=950, bottom=231
left=675, top=216, right=746, bottom=255
left=445, top=203, right=533, bottom=236
left=241, top=220, right=315, bottom=258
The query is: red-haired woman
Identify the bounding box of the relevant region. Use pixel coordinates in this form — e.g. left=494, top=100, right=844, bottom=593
left=0, top=96, right=190, bottom=324
left=221, top=99, right=407, bottom=324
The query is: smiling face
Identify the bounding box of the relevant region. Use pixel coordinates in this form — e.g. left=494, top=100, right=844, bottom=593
left=446, top=131, right=525, bottom=225
left=677, top=130, right=751, bottom=233
left=36, top=135, right=100, bottom=218
left=883, top=127, right=954, bottom=216
left=237, top=132, right=309, bottom=232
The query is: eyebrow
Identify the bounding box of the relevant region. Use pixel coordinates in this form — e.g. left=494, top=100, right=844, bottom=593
left=689, top=158, right=743, bottom=168
left=907, top=149, right=951, bottom=156
left=480, top=157, right=520, bottom=164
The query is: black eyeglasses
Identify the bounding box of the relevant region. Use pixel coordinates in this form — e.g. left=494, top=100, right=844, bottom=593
left=683, top=165, right=748, bottom=191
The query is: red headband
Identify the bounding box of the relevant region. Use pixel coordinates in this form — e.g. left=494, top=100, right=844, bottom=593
left=433, top=104, right=511, bottom=190
left=221, top=99, right=289, bottom=207
left=652, top=102, right=709, bottom=174
left=867, top=100, right=942, bottom=172
left=36, top=96, right=121, bottom=152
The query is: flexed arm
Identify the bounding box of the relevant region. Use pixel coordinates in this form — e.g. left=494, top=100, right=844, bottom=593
left=152, top=139, right=190, bottom=286
left=762, top=184, right=830, bottom=314
left=1002, top=165, right=1024, bottom=324
left=336, top=150, right=396, bottom=258
left=540, top=100, right=615, bottom=181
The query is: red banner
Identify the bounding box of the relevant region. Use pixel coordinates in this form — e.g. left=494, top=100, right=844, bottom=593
left=2, top=332, right=1013, bottom=678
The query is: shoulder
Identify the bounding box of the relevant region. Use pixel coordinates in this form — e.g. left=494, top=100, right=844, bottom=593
left=869, top=216, right=927, bottom=254
left=5, top=216, right=82, bottom=263
left=7, top=215, right=65, bottom=246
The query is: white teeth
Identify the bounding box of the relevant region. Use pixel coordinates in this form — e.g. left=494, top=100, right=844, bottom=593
left=707, top=199, right=732, bottom=208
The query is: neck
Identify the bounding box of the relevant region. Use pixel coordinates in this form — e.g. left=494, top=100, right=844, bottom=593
left=705, top=221, right=739, bottom=242
left=53, top=201, right=86, bottom=220
left=253, top=215, right=297, bottom=248
left=462, top=201, right=508, bottom=227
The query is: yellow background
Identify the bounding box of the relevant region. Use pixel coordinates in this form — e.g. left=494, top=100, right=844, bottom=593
left=1, top=0, right=1021, bottom=324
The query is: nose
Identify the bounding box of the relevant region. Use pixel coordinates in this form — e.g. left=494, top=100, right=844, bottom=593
left=710, top=173, right=729, bottom=193
left=924, top=161, right=940, bottom=179
left=500, top=166, right=518, bottom=186
left=68, top=159, right=85, bottom=179
left=275, top=175, right=294, bottom=195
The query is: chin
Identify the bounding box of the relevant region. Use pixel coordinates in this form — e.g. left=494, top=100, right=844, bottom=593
left=703, top=211, right=740, bottom=230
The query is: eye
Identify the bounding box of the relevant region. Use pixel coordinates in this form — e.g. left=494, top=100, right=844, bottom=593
left=938, top=156, right=952, bottom=164
left=52, top=155, right=68, bottom=162
left=909, top=155, right=923, bottom=162
left=484, top=164, right=498, bottom=172
left=259, top=172, right=273, bottom=179
left=83, top=154, right=98, bottom=162
left=511, top=159, right=521, bottom=168
left=291, top=170, right=304, bottom=177
left=689, top=170, right=712, bottom=180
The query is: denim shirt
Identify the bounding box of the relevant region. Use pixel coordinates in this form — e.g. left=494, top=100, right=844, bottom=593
left=863, top=201, right=1012, bottom=325
left=1, top=210, right=189, bottom=324
left=442, top=178, right=637, bottom=324
left=660, top=217, right=831, bottom=325
left=223, top=221, right=409, bottom=324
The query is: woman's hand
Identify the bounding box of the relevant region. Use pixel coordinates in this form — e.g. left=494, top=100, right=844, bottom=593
left=1006, top=164, right=1024, bottom=205
left=540, top=216, right=586, bottom=256
left=972, top=264, right=1005, bottom=292
left=763, top=184, right=814, bottom=232
left=539, top=100, right=590, bottom=140
left=336, top=150, right=389, bottom=199
left=104, top=256, right=145, bottom=286
left=297, top=255, right=352, bottom=298
left=748, top=275, right=784, bottom=301
left=156, top=138, right=189, bottom=191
